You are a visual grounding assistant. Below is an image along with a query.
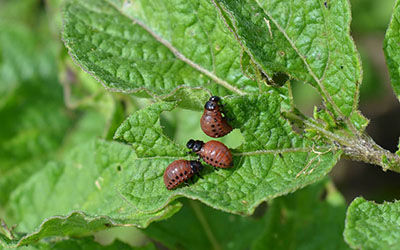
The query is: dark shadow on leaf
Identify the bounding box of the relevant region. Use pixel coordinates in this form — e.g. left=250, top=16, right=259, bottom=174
left=252, top=201, right=269, bottom=219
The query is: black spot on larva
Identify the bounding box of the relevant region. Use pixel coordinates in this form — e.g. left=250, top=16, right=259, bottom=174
left=212, top=129, right=216, bottom=132
left=214, top=118, right=217, bottom=122
left=175, top=176, right=179, bottom=180
left=206, top=157, right=209, bottom=159
left=180, top=173, right=183, bottom=177
left=219, top=162, right=223, bottom=165
left=211, top=125, right=215, bottom=128
left=210, top=159, right=214, bottom=162
left=184, top=171, right=188, bottom=175
left=340, top=65, right=344, bottom=69
left=117, top=165, right=122, bottom=171
left=172, top=179, right=176, bottom=182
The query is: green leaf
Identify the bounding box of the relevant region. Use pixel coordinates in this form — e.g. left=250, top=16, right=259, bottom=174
left=351, top=0, right=395, bottom=33
left=0, top=0, right=40, bottom=26
left=213, top=0, right=362, bottom=121
left=115, top=93, right=340, bottom=215
left=1, top=235, right=155, bottom=250
left=384, top=0, right=400, bottom=101
left=0, top=28, right=73, bottom=205
left=62, top=0, right=260, bottom=98
left=1, top=140, right=181, bottom=248
left=1, top=210, right=173, bottom=248
left=114, top=102, right=185, bottom=157
left=0, top=22, right=57, bottom=106
left=253, top=179, right=349, bottom=250
left=143, top=199, right=265, bottom=250
left=344, top=197, right=400, bottom=250
left=397, top=138, right=400, bottom=157
left=143, top=179, right=348, bottom=250
left=36, top=236, right=155, bottom=250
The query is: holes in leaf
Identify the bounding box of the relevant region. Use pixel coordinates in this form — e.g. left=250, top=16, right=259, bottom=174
left=291, top=79, right=323, bottom=117
left=271, top=72, right=289, bottom=86
left=160, top=110, right=177, bottom=140
left=259, top=70, right=289, bottom=87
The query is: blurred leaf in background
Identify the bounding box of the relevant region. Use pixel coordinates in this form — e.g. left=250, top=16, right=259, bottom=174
left=143, top=179, right=348, bottom=250
left=350, top=0, right=395, bottom=104
left=0, top=0, right=149, bottom=247
left=0, top=0, right=74, bottom=207
left=351, top=0, right=395, bottom=34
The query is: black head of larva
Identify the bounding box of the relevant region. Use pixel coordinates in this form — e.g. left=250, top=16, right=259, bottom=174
left=186, top=139, right=195, bottom=149
left=205, top=101, right=217, bottom=111
left=204, top=96, right=221, bottom=111
left=209, top=96, right=220, bottom=102
left=190, top=160, right=203, bottom=172
left=187, top=139, right=204, bottom=153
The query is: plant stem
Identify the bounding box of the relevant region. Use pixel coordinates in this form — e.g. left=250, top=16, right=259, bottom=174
left=284, top=110, right=400, bottom=173
left=340, top=134, right=400, bottom=173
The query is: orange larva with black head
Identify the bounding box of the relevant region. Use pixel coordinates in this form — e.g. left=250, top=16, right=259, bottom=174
left=164, top=160, right=203, bottom=190
left=200, top=96, right=232, bottom=138
left=187, top=139, right=233, bottom=168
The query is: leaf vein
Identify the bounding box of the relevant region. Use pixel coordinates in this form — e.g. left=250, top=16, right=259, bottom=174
left=105, top=0, right=245, bottom=95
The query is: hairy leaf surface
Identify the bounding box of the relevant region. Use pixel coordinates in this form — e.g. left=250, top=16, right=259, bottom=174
left=1, top=140, right=181, bottom=248
left=344, top=198, right=400, bottom=250
left=213, top=0, right=362, bottom=121
left=62, top=0, right=259, bottom=98
left=384, top=0, right=400, bottom=101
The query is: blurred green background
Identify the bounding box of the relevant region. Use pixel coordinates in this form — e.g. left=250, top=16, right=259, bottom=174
left=1, top=0, right=400, bottom=248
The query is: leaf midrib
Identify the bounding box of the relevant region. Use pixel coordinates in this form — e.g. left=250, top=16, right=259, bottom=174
left=104, top=0, right=246, bottom=95
left=252, top=0, right=359, bottom=133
